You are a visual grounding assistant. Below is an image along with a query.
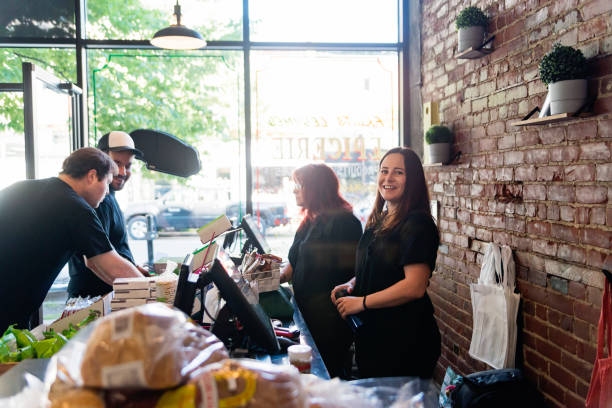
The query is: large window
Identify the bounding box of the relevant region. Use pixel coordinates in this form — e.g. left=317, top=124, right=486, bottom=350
left=0, top=1, right=405, bottom=321
left=250, top=51, right=399, bottom=255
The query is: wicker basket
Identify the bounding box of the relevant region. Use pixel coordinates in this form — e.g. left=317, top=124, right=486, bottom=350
left=245, top=266, right=280, bottom=294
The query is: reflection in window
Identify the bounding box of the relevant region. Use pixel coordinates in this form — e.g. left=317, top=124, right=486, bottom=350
left=0, top=48, right=77, bottom=84
left=250, top=51, right=399, bottom=257
left=88, top=49, right=246, bottom=264
left=250, top=0, right=398, bottom=43
left=86, top=0, right=242, bottom=41
left=0, top=0, right=75, bottom=38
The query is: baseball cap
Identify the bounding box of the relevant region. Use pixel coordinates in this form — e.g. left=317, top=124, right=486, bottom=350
left=97, top=131, right=144, bottom=159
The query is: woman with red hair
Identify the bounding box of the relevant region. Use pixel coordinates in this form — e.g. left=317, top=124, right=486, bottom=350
left=280, top=163, right=362, bottom=379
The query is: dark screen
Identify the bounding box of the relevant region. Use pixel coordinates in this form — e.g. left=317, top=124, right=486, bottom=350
left=240, top=215, right=271, bottom=254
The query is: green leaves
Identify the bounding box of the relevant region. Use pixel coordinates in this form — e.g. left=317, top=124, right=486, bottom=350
left=539, top=43, right=587, bottom=85
left=425, top=125, right=453, bottom=144
left=455, top=7, right=488, bottom=29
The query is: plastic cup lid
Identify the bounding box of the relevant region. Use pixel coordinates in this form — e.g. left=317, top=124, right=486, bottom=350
left=288, top=344, right=312, bottom=359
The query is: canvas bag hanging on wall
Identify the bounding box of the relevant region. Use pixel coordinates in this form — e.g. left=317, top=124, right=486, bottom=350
left=469, top=243, right=520, bottom=369
left=585, top=276, right=612, bottom=408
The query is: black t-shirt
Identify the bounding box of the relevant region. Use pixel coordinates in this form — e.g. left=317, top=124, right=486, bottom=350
left=0, top=177, right=113, bottom=332
left=352, top=211, right=441, bottom=378
left=288, top=209, right=362, bottom=378
left=68, top=191, right=134, bottom=297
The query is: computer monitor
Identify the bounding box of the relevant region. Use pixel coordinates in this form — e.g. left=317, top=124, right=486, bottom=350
left=173, top=249, right=280, bottom=354
left=240, top=214, right=271, bottom=254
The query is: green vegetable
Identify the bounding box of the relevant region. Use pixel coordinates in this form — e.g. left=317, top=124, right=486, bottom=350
left=1, top=332, right=17, bottom=352
left=3, top=325, right=37, bottom=348
left=0, top=342, right=10, bottom=362
left=455, top=6, right=488, bottom=29
left=6, top=351, right=21, bottom=363
left=33, top=338, right=55, bottom=358
left=20, top=345, right=35, bottom=360
left=77, top=310, right=100, bottom=328
left=539, top=43, right=587, bottom=85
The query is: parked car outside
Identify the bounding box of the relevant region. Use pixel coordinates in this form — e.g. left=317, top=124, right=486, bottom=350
left=123, top=190, right=289, bottom=240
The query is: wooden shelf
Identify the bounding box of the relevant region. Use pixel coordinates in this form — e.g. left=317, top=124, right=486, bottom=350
left=457, top=46, right=493, bottom=59
left=511, top=112, right=593, bottom=127
left=457, top=36, right=495, bottom=59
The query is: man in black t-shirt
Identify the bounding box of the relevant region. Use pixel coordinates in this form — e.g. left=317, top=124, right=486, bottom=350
left=0, top=148, right=144, bottom=333
left=68, top=131, right=148, bottom=298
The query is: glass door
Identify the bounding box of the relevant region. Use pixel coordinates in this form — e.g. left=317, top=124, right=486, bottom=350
left=22, top=62, right=83, bottom=325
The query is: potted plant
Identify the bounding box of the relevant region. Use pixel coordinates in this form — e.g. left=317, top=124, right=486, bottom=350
left=539, top=43, right=588, bottom=115
left=456, top=6, right=488, bottom=52
left=425, top=125, right=453, bottom=164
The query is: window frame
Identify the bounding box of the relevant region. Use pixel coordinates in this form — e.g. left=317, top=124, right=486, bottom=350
left=0, top=0, right=410, bottom=215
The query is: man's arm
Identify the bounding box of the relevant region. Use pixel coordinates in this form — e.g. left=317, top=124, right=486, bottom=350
left=85, top=250, right=144, bottom=285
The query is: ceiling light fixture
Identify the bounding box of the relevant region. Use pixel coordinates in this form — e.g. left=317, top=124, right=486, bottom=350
left=150, top=1, right=206, bottom=50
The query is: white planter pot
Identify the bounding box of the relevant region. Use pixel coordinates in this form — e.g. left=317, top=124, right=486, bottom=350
left=549, top=79, right=587, bottom=115
left=428, top=143, right=451, bottom=164
left=458, top=26, right=485, bottom=52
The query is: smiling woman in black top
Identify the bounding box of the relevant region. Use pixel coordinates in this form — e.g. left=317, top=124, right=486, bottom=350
left=332, top=147, right=441, bottom=379
left=280, top=163, right=362, bottom=379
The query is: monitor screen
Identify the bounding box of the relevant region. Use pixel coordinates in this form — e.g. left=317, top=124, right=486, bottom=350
left=174, top=249, right=280, bottom=354
left=240, top=214, right=271, bottom=254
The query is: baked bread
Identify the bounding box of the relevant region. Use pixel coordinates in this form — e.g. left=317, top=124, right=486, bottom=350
left=80, top=303, right=228, bottom=389
left=189, top=359, right=306, bottom=408
left=49, top=389, right=105, bottom=408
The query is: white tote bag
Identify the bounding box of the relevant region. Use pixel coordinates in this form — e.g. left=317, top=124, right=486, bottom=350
left=469, top=243, right=520, bottom=369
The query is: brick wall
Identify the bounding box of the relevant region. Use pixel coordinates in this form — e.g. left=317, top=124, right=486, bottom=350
left=420, top=1, right=611, bottom=406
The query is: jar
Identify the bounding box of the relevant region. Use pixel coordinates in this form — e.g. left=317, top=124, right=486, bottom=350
left=287, top=344, right=312, bottom=374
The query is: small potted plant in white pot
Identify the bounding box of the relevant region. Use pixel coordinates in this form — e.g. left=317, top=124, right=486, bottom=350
left=539, top=43, right=588, bottom=115
left=456, top=6, right=488, bottom=52
left=426, top=125, right=453, bottom=164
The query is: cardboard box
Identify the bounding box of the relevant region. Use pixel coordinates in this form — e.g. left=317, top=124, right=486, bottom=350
left=111, top=298, right=148, bottom=310
left=48, top=292, right=113, bottom=334
left=197, top=215, right=231, bottom=244
left=113, top=277, right=156, bottom=291
left=114, top=288, right=152, bottom=299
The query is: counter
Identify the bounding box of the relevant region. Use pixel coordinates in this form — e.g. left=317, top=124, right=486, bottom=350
left=0, top=296, right=328, bottom=398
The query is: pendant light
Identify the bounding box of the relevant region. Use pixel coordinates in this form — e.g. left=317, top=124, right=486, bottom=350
left=150, top=1, right=206, bottom=50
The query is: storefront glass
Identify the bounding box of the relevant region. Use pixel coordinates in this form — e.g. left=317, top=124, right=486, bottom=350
left=250, top=50, right=399, bottom=257
left=250, top=0, right=398, bottom=43
left=86, top=0, right=242, bottom=41
left=87, top=49, right=246, bottom=265
left=0, top=0, right=75, bottom=39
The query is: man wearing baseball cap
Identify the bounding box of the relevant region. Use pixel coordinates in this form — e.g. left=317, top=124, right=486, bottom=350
left=68, top=131, right=148, bottom=297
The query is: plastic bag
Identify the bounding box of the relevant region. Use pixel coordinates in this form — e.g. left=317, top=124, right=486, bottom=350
left=46, top=303, right=229, bottom=391
left=0, top=373, right=45, bottom=408
left=303, top=376, right=384, bottom=408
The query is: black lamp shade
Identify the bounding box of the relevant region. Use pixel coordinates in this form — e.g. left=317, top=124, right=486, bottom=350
left=150, top=25, right=206, bottom=50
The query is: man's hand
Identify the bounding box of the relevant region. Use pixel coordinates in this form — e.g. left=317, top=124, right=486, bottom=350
left=137, top=265, right=151, bottom=277
left=86, top=250, right=144, bottom=285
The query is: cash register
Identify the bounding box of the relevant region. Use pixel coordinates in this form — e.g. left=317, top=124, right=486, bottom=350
left=173, top=248, right=284, bottom=355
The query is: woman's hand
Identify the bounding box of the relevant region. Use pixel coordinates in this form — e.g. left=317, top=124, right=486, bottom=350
left=335, top=296, right=364, bottom=319
left=330, top=279, right=355, bottom=304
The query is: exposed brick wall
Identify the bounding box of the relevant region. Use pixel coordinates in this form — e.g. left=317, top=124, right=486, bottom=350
left=420, top=1, right=611, bottom=406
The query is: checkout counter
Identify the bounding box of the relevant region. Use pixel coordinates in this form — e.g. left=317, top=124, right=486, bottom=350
left=0, top=215, right=329, bottom=399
